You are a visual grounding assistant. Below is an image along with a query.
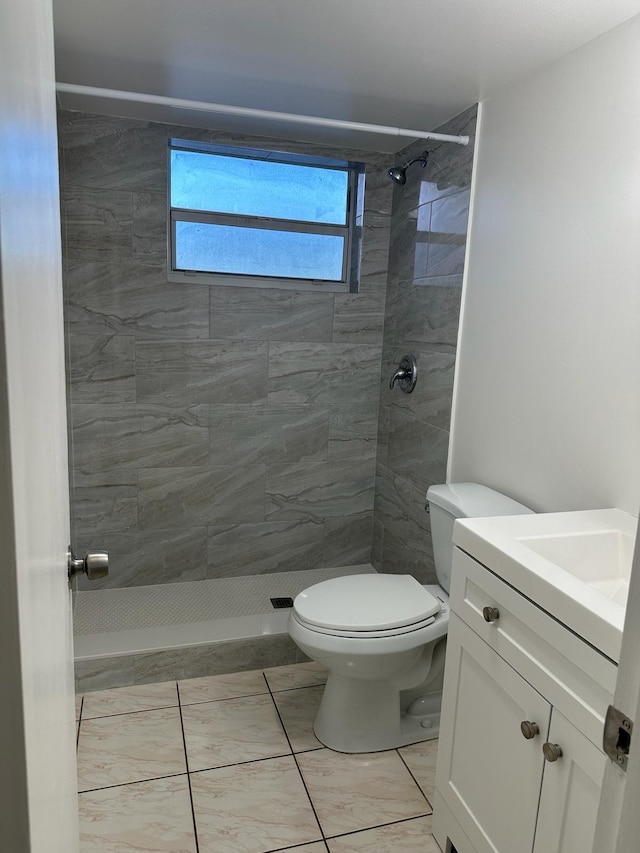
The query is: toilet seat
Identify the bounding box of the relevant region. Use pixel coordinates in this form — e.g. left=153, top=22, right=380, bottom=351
left=292, top=574, right=441, bottom=638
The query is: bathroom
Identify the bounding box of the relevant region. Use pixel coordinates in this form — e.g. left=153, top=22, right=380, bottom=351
left=2, top=1, right=640, bottom=851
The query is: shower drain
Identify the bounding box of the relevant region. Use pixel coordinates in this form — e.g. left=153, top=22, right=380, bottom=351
left=270, top=597, right=294, bottom=609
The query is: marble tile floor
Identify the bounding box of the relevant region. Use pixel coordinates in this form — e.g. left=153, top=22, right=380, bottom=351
left=76, top=661, right=440, bottom=853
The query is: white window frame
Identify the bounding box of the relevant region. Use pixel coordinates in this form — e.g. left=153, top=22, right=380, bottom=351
left=167, top=139, right=365, bottom=293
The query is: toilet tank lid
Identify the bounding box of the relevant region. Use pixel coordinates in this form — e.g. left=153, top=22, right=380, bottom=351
left=426, top=482, right=534, bottom=518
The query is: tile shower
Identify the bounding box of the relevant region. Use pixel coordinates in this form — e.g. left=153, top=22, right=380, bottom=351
left=60, top=106, right=476, bottom=690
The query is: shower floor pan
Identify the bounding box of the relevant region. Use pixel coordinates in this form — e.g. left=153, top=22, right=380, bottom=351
left=74, top=565, right=375, bottom=691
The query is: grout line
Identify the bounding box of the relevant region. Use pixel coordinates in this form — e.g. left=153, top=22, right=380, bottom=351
left=264, top=673, right=327, bottom=842
left=396, top=748, right=433, bottom=808
left=78, top=770, right=189, bottom=795
left=324, top=812, right=434, bottom=841
left=177, top=682, right=201, bottom=853
left=187, top=751, right=294, bottom=776
left=81, top=702, right=179, bottom=721
left=177, top=689, right=271, bottom=708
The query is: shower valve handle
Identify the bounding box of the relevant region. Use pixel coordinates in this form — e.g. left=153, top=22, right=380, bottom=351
left=68, top=547, right=109, bottom=581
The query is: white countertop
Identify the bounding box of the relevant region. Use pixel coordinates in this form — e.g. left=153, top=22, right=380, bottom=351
left=453, top=508, right=638, bottom=663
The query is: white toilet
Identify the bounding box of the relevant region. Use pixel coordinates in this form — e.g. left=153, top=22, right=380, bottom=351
left=288, top=482, right=533, bottom=753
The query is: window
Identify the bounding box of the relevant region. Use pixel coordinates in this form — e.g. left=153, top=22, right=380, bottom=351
left=168, top=140, right=364, bottom=291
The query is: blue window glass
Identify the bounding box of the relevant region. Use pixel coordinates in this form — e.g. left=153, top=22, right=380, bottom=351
left=171, top=150, right=348, bottom=225
left=169, top=140, right=362, bottom=286
left=175, top=221, right=345, bottom=281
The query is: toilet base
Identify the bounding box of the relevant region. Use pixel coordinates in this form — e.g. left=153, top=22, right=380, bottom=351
left=313, top=671, right=442, bottom=753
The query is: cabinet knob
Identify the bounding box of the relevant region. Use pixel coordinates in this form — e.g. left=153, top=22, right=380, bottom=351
left=542, top=742, right=563, bottom=762
left=520, top=721, right=540, bottom=740
left=482, top=606, right=500, bottom=623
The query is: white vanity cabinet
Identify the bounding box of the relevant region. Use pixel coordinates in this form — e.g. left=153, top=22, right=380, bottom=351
left=433, top=547, right=616, bottom=853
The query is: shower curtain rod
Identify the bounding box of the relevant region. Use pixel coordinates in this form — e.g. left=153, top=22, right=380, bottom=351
left=55, top=83, right=470, bottom=146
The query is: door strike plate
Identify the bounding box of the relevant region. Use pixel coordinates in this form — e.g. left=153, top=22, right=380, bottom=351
left=603, top=704, right=633, bottom=770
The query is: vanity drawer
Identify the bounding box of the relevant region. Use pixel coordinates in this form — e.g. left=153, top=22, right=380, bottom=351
left=450, top=547, right=617, bottom=749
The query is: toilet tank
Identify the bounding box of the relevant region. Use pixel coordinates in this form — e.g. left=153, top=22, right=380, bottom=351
left=427, top=483, right=534, bottom=594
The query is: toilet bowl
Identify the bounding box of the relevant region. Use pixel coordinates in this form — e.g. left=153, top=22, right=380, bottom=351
left=288, top=483, right=533, bottom=753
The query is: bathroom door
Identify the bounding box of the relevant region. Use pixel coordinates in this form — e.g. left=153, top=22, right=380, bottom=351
left=594, top=512, right=640, bottom=853
left=0, top=0, right=79, bottom=850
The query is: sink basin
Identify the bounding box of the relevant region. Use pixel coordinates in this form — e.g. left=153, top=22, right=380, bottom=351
left=453, top=508, right=638, bottom=662
left=517, top=529, right=634, bottom=608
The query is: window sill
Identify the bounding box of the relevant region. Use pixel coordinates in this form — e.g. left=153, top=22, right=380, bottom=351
left=167, top=270, right=354, bottom=293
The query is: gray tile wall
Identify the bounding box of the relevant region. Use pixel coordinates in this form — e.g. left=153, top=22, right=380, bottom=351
left=373, top=106, right=478, bottom=581
left=59, top=110, right=392, bottom=589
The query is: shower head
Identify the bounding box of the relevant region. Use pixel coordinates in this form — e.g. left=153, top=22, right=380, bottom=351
left=386, top=151, right=428, bottom=185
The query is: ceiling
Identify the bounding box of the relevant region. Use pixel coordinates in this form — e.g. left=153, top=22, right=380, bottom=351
left=53, top=0, right=640, bottom=152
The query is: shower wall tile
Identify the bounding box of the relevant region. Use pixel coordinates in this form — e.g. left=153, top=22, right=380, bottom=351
left=137, top=466, right=266, bottom=529
left=132, top=636, right=300, bottom=686
left=374, top=105, right=477, bottom=577
left=381, top=526, right=436, bottom=583
left=61, top=110, right=392, bottom=590
left=133, top=191, right=167, bottom=263
left=209, top=404, right=329, bottom=466
left=62, top=187, right=132, bottom=262
left=268, top=342, right=380, bottom=406
left=68, top=334, right=135, bottom=403
left=71, top=404, right=210, bottom=470
left=322, top=514, right=373, bottom=567
left=426, top=189, right=470, bottom=278
left=328, top=402, right=378, bottom=461
left=76, top=636, right=303, bottom=693
left=207, top=520, right=324, bottom=577
left=386, top=410, right=449, bottom=493
left=135, top=340, right=268, bottom=405
left=332, top=280, right=386, bottom=343
left=393, top=283, right=462, bottom=352
left=75, top=656, right=135, bottom=693
left=58, top=112, right=169, bottom=192
left=73, top=469, right=138, bottom=533
left=379, top=347, right=455, bottom=430
left=265, top=459, right=375, bottom=522
left=210, top=287, right=334, bottom=342
left=371, top=517, right=384, bottom=571
left=74, top=528, right=208, bottom=590
left=66, top=261, right=210, bottom=339
left=374, top=463, right=432, bottom=557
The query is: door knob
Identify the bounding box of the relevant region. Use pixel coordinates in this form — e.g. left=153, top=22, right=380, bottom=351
left=542, top=742, right=563, bottom=762
left=68, top=547, right=109, bottom=581
left=482, top=606, right=500, bottom=623
left=520, top=721, right=540, bottom=740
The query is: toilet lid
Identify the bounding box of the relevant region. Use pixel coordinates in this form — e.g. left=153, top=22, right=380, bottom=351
left=293, top=574, right=441, bottom=633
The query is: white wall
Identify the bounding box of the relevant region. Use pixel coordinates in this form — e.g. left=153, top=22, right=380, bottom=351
left=449, top=14, right=640, bottom=514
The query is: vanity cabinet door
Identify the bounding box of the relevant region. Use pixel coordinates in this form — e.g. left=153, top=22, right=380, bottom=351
left=437, top=614, right=552, bottom=853
left=532, top=709, right=607, bottom=853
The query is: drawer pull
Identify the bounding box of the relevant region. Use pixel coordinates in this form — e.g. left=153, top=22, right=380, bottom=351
left=543, top=742, right=563, bottom=762
left=520, top=721, right=540, bottom=740
left=482, top=606, right=500, bottom=623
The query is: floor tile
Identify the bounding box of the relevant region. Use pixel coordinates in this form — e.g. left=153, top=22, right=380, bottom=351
left=178, top=669, right=268, bottom=705
left=82, top=681, right=178, bottom=719
left=191, top=755, right=322, bottom=853
left=78, top=775, right=196, bottom=852
left=264, top=661, right=328, bottom=692
left=327, top=816, right=437, bottom=852
left=182, top=693, right=290, bottom=771
left=76, top=694, right=83, bottom=721
left=273, top=685, right=324, bottom=752
left=398, top=739, right=438, bottom=804
left=297, top=748, right=430, bottom=837
left=282, top=845, right=327, bottom=852
left=77, top=707, right=186, bottom=791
